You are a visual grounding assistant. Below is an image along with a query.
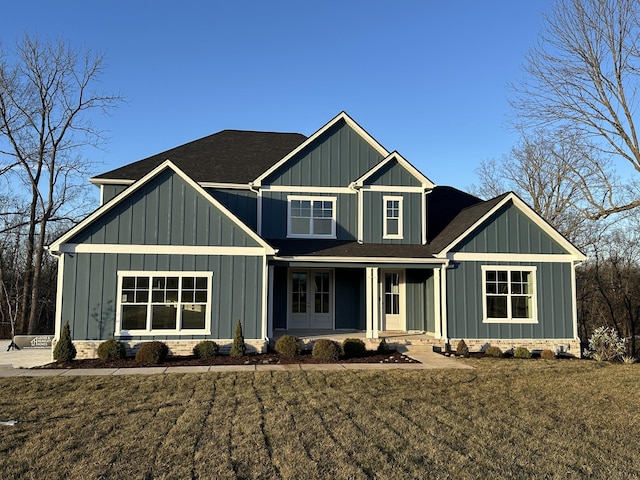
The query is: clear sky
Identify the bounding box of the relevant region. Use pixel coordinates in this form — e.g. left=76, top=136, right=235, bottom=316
left=2, top=0, right=555, bottom=195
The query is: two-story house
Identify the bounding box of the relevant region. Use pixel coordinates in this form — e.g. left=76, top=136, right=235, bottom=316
left=49, top=112, right=586, bottom=357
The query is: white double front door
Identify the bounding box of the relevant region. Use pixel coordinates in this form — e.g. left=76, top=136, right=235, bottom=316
left=288, top=269, right=333, bottom=329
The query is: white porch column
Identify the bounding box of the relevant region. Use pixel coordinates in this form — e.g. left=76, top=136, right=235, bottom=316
left=267, top=265, right=275, bottom=339
left=440, top=264, right=448, bottom=341
left=433, top=267, right=442, bottom=338
left=372, top=267, right=379, bottom=339
left=366, top=267, right=373, bottom=338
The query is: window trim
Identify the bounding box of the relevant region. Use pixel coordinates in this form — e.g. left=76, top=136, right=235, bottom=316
left=481, top=265, right=538, bottom=324
left=286, top=195, right=337, bottom=239
left=383, top=195, right=403, bottom=239
left=115, top=271, right=213, bottom=336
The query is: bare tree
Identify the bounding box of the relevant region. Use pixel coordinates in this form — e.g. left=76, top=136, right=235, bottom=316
left=0, top=35, right=122, bottom=334
left=511, top=0, right=640, bottom=219
left=471, top=129, right=611, bottom=250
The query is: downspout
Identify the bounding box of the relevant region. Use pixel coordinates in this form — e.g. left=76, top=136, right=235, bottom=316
left=248, top=182, right=262, bottom=236
left=45, top=245, right=63, bottom=362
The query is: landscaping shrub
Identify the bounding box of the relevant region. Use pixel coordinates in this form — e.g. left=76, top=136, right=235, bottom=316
left=97, top=338, right=127, bottom=360
left=585, top=326, right=625, bottom=362
left=312, top=339, right=341, bottom=361
left=193, top=340, right=219, bottom=359
left=485, top=345, right=503, bottom=358
left=342, top=338, right=367, bottom=358
left=275, top=335, right=301, bottom=356
left=540, top=349, right=556, bottom=360
left=377, top=338, right=390, bottom=353
left=456, top=339, right=469, bottom=357
left=53, top=321, right=76, bottom=362
left=135, top=341, right=169, bottom=364
left=230, top=320, right=246, bottom=357
left=514, top=346, right=532, bottom=359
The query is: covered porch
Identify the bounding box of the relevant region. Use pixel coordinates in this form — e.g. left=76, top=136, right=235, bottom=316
left=267, top=259, right=448, bottom=340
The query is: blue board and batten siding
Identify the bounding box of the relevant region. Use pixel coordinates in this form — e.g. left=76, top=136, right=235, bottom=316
left=262, top=120, right=384, bottom=187
left=62, top=253, right=264, bottom=341
left=207, top=188, right=258, bottom=231
left=60, top=167, right=267, bottom=341
left=363, top=159, right=422, bottom=187
left=446, top=201, right=575, bottom=340
left=70, top=169, right=260, bottom=248
left=101, top=184, right=129, bottom=204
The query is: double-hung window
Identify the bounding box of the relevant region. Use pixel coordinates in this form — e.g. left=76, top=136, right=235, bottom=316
left=287, top=196, right=337, bottom=238
left=383, top=196, right=403, bottom=239
left=482, top=266, right=537, bottom=323
left=116, top=271, right=212, bottom=335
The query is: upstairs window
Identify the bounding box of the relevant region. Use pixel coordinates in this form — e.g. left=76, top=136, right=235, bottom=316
left=287, top=196, right=337, bottom=238
left=482, top=266, right=537, bottom=323
left=383, top=196, right=403, bottom=239
left=116, top=272, right=212, bottom=335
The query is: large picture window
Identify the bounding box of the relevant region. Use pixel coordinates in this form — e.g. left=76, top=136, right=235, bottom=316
left=117, top=272, right=212, bottom=334
left=383, top=196, right=403, bottom=239
left=287, top=196, right=336, bottom=238
left=481, top=266, right=537, bottom=323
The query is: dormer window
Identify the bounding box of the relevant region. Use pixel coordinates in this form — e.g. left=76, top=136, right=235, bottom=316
left=287, top=196, right=337, bottom=238
left=383, top=196, right=403, bottom=239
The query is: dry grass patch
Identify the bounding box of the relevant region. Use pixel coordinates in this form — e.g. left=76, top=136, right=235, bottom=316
left=1, top=360, right=640, bottom=479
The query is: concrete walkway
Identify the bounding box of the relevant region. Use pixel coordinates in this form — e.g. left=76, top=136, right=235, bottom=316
left=0, top=340, right=472, bottom=377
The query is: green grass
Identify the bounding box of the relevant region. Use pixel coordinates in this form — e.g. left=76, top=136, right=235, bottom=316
left=1, top=360, right=640, bottom=479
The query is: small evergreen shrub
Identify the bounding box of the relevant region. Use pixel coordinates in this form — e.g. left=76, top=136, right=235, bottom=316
left=230, top=320, right=246, bottom=357
left=540, top=349, right=556, bottom=360
left=193, top=340, right=219, bottom=359
left=275, top=335, right=301, bottom=356
left=342, top=338, right=367, bottom=358
left=97, top=338, right=127, bottom=360
left=485, top=345, right=503, bottom=358
left=456, top=339, right=469, bottom=357
left=53, top=321, right=77, bottom=362
left=312, top=339, right=341, bottom=361
left=135, top=341, right=169, bottom=364
left=377, top=338, right=390, bottom=353
left=585, top=326, right=626, bottom=362
left=514, top=346, right=532, bottom=359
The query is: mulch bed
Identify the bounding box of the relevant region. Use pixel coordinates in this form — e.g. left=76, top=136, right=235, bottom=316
left=36, top=350, right=418, bottom=369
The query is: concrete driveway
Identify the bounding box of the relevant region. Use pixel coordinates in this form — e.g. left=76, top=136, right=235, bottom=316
left=0, top=340, right=53, bottom=369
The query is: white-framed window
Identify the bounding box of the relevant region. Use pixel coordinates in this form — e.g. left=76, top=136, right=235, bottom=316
left=383, top=196, right=403, bottom=239
left=481, top=266, right=537, bottom=323
left=116, top=271, right=212, bottom=335
left=287, top=195, right=337, bottom=238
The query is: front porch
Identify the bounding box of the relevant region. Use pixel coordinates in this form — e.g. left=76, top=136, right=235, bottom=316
left=268, top=263, right=448, bottom=340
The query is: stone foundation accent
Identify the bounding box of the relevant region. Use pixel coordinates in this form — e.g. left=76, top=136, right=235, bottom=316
left=445, top=338, right=581, bottom=357
left=68, top=339, right=269, bottom=360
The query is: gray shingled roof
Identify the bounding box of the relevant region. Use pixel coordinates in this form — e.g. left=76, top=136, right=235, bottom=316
left=93, top=130, right=307, bottom=184
left=267, top=239, right=438, bottom=258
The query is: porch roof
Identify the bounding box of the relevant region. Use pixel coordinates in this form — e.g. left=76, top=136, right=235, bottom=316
left=267, top=239, right=445, bottom=265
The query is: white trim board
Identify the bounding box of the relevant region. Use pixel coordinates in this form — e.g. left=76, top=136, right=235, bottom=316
left=57, top=244, right=268, bottom=256
left=253, top=112, right=390, bottom=186
left=446, top=252, right=581, bottom=263
left=273, top=255, right=448, bottom=265
left=49, top=160, right=276, bottom=255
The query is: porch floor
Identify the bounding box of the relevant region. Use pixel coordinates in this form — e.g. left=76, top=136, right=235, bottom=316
left=272, top=329, right=441, bottom=347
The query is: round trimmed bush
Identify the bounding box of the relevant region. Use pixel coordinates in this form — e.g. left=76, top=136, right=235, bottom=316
left=342, top=338, right=367, bottom=358
left=135, top=341, right=169, bottom=364
left=485, top=345, right=503, bottom=358
left=456, top=339, right=469, bottom=357
left=97, top=338, right=127, bottom=360
left=514, top=346, right=532, bottom=359
left=193, top=340, right=219, bottom=359
left=275, top=335, right=301, bottom=356
left=312, top=339, right=342, bottom=362
left=540, top=349, right=556, bottom=360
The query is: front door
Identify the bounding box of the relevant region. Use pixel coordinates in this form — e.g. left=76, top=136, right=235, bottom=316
left=288, top=269, right=333, bottom=329
left=382, top=270, right=405, bottom=331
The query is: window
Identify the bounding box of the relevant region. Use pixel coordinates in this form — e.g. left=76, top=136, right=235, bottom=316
left=287, top=196, right=336, bottom=238
left=383, top=196, right=403, bottom=239
left=117, top=272, right=212, bottom=334
left=481, top=266, right=537, bottom=323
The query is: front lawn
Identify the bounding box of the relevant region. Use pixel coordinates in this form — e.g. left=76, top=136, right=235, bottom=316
left=1, top=359, right=639, bottom=479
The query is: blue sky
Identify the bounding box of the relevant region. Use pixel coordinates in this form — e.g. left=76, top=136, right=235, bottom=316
left=3, top=0, right=554, bottom=195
